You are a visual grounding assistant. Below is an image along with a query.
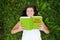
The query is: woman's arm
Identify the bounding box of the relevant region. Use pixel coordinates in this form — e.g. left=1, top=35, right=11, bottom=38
left=38, top=21, right=50, bottom=34
left=11, top=21, right=24, bottom=34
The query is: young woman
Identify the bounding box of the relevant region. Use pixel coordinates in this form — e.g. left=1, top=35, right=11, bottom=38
left=11, top=5, right=50, bottom=40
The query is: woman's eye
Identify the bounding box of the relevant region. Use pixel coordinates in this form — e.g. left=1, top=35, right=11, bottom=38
left=31, top=10, right=33, bottom=12
left=27, top=11, right=29, bottom=12
left=31, top=10, right=32, bottom=12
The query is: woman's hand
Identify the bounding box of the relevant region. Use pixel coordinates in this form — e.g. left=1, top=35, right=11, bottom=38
left=37, top=21, right=50, bottom=34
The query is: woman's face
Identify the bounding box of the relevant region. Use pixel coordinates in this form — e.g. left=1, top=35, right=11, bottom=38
left=26, top=7, right=34, bottom=17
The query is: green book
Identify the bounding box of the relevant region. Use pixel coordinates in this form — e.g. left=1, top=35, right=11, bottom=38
left=20, top=16, right=43, bottom=30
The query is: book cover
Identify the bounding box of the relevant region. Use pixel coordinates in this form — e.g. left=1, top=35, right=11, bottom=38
left=20, top=16, right=43, bottom=30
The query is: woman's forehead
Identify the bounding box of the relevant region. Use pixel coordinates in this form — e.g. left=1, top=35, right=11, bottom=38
left=27, top=8, right=34, bottom=10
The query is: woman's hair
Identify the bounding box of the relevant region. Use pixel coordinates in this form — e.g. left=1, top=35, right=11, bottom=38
left=21, top=5, right=39, bottom=16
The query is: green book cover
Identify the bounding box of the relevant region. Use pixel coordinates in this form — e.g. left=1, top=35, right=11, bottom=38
left=20, top=16, right=43, bottom=30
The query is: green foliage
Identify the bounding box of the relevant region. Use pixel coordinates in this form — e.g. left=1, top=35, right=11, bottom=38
left=0, top=0, right=60, bottom=40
